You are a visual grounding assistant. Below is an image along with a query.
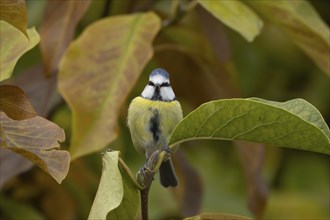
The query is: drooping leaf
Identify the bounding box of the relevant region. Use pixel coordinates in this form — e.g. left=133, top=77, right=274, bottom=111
left=235, top=141, right=268, bottom=219
left=58, top=12, right=161, bottom=160
left=88, top=151, right=123, bottom=220
left=107, top=158, right=139, bottom=220
left=184, top=213, right=252, bottom=220
left=247, top=0, right=330, bottom=75
left=197, top=0, right=263, bottom=42
left=0, top=21, right=40, bottom=81
left=0, top=0, right=28, bottom=38
left=39, top=0, right=91, bottom=77
left=169, top=98, right=330, bottom=155
left=0, top=85, right=37, bottom=120
left=0, top=112, right=70, bottom=183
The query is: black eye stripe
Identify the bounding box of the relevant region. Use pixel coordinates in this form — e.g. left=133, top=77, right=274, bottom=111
left=161, top=82, right=170, bottom=87
left=148, top=81, right=170, bottom=87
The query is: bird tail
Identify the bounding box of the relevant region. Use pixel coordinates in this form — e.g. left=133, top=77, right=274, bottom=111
left=159, top=159, right=178, bottom=187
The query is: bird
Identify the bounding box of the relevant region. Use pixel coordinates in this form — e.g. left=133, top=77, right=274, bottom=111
left=127, top=68, right=183, bottom=187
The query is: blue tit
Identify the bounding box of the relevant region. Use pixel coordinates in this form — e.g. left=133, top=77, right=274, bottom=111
left=127, top=68, right=183, bottom=187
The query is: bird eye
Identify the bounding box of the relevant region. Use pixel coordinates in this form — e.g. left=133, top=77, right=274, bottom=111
left=148, top=81, right=155, bottom=86
left=160, top=82, right=170, bottom=87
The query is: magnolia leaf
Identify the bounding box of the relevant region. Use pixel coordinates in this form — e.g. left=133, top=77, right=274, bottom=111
left=247, top=0, right=330, bottom=75
left=0, top=85, right=37, bottom=120
left=169, top=98, right=330, bottom=155
left=107, top=158, right=139, bottom=220
left=88, top=151, right=123, bottom=220
left=184, top=213, right=252, bottom=220
left=0, top=112, right=70, bottom=183
left=58, top=12, right=161, bottom=160
left=39, top=0, right=91, bottom=77
left=0, top=0, right=28, bottom=38
left=0, top=21, right=40, bottom=81
left=197, top=0, right=263, bottom=42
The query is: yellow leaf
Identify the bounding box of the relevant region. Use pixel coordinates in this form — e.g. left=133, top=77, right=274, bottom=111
left=0, top=21, right=40, bottom=81
left=58, top=12, right=161, bottom=160
left=197, top=0, right=263, bottom=42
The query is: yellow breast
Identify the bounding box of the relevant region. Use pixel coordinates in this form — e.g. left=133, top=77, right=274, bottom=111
left=127, top=96, right=183, bottom=157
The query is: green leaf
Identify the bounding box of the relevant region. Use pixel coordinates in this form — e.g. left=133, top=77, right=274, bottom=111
left=39, top=0, right=91, bottom=77
left=169, top=98, right=330, bottom=155
left=247, top=0, right=330, bottom=75
left=197, top=0, right=263, bottom=42
left=184, top=213, right=252, bottom=220
left=0, top=21, right=40, bottom=81
left=107, top=158, right=139, bottom=220
left=58, top=12, right=161, bottom=160
left=0, top=0, right=28, bottom=38
left=0, top=112, right=70, bottom=183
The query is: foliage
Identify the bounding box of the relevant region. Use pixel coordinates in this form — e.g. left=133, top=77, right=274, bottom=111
left=0, top=0, right=329, bottom=220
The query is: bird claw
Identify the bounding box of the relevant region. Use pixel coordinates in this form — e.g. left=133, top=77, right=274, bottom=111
left=162, top=145, right=173, bottom=157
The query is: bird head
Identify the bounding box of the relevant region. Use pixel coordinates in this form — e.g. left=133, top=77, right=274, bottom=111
left=141, top=68, right=176, bottom=101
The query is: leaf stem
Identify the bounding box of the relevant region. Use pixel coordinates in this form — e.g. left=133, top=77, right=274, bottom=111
left=118, top=157, right=144, bottom=191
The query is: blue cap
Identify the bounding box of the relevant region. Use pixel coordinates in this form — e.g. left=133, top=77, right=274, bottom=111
left=150, top=68, right=169, bottom=79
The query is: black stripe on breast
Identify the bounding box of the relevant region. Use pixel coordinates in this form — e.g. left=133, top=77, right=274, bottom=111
left=149, top=109, right=160, bottom=142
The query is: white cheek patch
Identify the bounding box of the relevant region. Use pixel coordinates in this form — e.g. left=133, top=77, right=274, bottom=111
left=149, top=75, right=169, bottom=85
left=141, top=85, right=154, bottom=99
left=160, top=87, right=175, bottom=101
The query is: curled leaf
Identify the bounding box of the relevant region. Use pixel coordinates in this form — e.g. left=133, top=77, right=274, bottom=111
left=170, top=98, right=330, bottom=155
left=58, top=12, right=161, bottom=160
left=197, top=0, right=263, bottom=42
left=107, top=157, right=139, bottom=220
left=88, top=151, right=123, bottom=220
left=0, top=112, right=70, bottom=183
left=0, top=0, right=28, bottom=38
left=0, top=21, right=40, bottom=81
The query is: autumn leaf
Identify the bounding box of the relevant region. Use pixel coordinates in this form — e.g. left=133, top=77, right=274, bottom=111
left=0, top=21, right=40, bottom=81
left=58, top=12, right=161, bottom=160
left=0, top=0, right=28, bottom=38
left=0, top=112, right=70, bottom=183
left=0, top=85, right=37, bottom=120
left=39, top=0, right=91, bottom=77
